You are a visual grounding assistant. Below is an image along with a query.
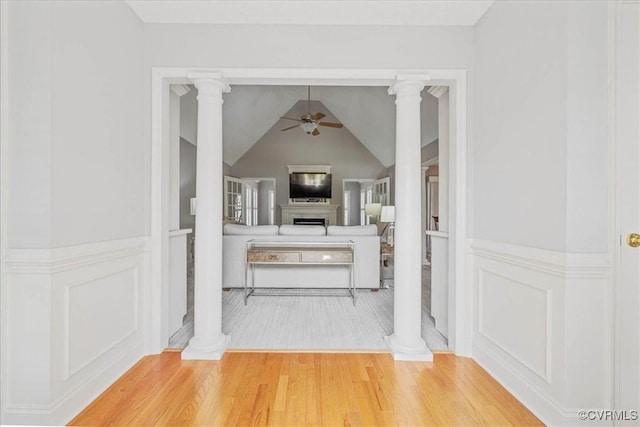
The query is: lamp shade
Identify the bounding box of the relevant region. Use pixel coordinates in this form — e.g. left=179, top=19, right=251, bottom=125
left=364, top=203, right=382, bottom=216
left=380, top=205, right=395, bottom=222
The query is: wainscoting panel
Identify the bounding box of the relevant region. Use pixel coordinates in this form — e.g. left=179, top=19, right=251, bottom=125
left=470, top=239, right=611, bottom=426
left=3, top=237, right=150, bottom=426
left=478, top=269, right=551, bottom=382
left=65, top=267, right=138, bottom=379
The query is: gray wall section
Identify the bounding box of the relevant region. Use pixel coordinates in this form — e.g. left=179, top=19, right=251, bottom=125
left=344, top=181, right=362, bottom=225
left=422, top=140, right=439, bottom=162
left=180, top=89, right=197, bottom=145
left=230, top=101, right=387, bottom=224
left=384, top=140, right=440, bottom=206
left=258, top=180, right=275, bottom=225
left=180, top=139, right=197, bottom=233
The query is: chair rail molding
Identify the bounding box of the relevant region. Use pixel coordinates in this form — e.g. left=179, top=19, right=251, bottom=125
left=468, top=238, right=611, bottom=278
left=468, top=237, right=612, bottom=426
left=2, top=236, right=151, bottom=425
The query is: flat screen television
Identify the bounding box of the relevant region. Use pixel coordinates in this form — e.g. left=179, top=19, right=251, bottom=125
left=289, top=173, right=332, bottom=199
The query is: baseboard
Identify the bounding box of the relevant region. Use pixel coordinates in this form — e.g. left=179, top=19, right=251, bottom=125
left=468, top=238, right=612, bottom=426
left=3, top=344, right=144, bottom=426
left=2, top=236, right=150, bottom=425
left=474, top=343, right=571, bottom=426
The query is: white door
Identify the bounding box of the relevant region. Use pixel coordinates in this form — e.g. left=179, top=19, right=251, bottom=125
left=616, top=1, right=640, bottom=413
left=224, top=176, right=245, bottom=223
left=373, top=177, right=390, bottom=206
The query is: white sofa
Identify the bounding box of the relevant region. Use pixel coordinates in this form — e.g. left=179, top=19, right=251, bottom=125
left=223, top=224, right=380, bottom=289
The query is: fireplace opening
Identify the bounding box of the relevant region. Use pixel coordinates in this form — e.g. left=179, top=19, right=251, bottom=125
left=293, top=218, right=326, bottom=226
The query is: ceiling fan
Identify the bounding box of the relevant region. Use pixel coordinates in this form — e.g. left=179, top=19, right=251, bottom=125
left=280, top=86, right=344, bottom=136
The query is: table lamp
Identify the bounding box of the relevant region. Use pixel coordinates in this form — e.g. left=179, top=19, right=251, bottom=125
left=380, top=205, right=395, bottom=246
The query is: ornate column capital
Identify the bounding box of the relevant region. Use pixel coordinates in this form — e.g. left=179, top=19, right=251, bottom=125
left=188, top=71, right=231, bottom=95
left=388, top=74, right=431, bottom=97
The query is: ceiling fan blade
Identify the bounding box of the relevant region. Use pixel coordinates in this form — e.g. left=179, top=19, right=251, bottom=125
left=281, top=116, right=303, bottom=122
left=312, top=128, right=320, bottom=136
left=281, top=125, right=300, bottom=131
left=318, top=121, right=344, bottom=128
left=311, top=112, right=326, bottom=121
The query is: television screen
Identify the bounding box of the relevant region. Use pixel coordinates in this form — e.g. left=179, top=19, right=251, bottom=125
left=289, top=173, right=332, bottom=198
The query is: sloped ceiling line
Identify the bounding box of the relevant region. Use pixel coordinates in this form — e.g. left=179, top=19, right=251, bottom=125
left=182, top=85, right=439, bottom=167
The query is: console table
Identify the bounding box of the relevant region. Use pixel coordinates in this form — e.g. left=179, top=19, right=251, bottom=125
left=245, top=240, right=356, bottom=305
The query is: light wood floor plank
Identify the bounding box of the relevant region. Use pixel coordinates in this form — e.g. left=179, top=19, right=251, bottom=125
left=69, top=351, right=542, bottom=427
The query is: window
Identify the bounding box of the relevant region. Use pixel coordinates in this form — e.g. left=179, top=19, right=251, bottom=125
left=225, top=177, right=244, bottom=223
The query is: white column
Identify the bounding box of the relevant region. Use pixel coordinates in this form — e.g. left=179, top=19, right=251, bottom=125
left=385, top=76, right=432, bottom=361
left=182, top=73, right=230, bottom=360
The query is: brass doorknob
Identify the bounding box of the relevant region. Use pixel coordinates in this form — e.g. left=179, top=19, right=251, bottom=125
left=627, top=233, right=640, bottom=248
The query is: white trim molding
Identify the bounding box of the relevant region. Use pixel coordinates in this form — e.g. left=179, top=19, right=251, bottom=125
left=2, top=237, right=150, bottom=425
left=427, top=85, right=449, bottom=98
left=287, top=164, right=332, bottom=174
left=170, top=84, right=191, bottom=97
left=469, top=239, right=611, bottom=279
left=150, top=67, right=470, bottom=362
left=469, top=238, right=612, bottom=426
left=4, top=236, right=149, bottom=274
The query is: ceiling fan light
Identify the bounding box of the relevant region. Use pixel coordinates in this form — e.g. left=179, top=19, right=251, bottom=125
left=300, top=122, right=318, bottom=134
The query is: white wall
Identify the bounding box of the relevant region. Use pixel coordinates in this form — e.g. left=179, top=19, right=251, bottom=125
left=3, top=1, right=147, bottom=424
left=51, top=2, right=146, bottom=247
left=143, top=24, right=473, bottom=70
left=8, top=0, right=146, bottom=248
left=474, top=1, right=569, bottom=251
left=473, top=0, right=608, bottom=254
left=564, top=1, right=608, bottom=253
left=472, top=1, right=611, bottom=425
left=7, top=0, right=54, bottom=249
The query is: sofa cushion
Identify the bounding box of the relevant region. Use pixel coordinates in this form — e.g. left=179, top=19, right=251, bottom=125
left=279, top=225, right=326, bottom=236
left=326, top=225, right=378, bottom=236
left=223, top=224, right=279, bottom=235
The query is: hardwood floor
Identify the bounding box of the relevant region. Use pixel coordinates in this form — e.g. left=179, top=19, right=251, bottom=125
left=69, top=351, right=542, bottom=426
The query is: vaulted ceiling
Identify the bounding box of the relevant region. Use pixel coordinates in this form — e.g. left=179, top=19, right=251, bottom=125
left=181, top=85, right=439, bottom=167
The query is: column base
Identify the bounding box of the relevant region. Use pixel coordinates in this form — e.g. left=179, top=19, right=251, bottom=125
left=384, top=335, right=433, bottom=362
left=181, top=334, right=231, bottom=360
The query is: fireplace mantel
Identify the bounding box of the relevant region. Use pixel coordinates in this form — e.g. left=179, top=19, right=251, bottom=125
left=280, top=204, right=340, bottom=225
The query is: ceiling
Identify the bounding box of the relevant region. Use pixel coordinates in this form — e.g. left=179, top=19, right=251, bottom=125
left=154, top=0, right=459, bottom=166
left=127, top=1, right=494, bottom=26
left=181, top=85, right=439, bottom=167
